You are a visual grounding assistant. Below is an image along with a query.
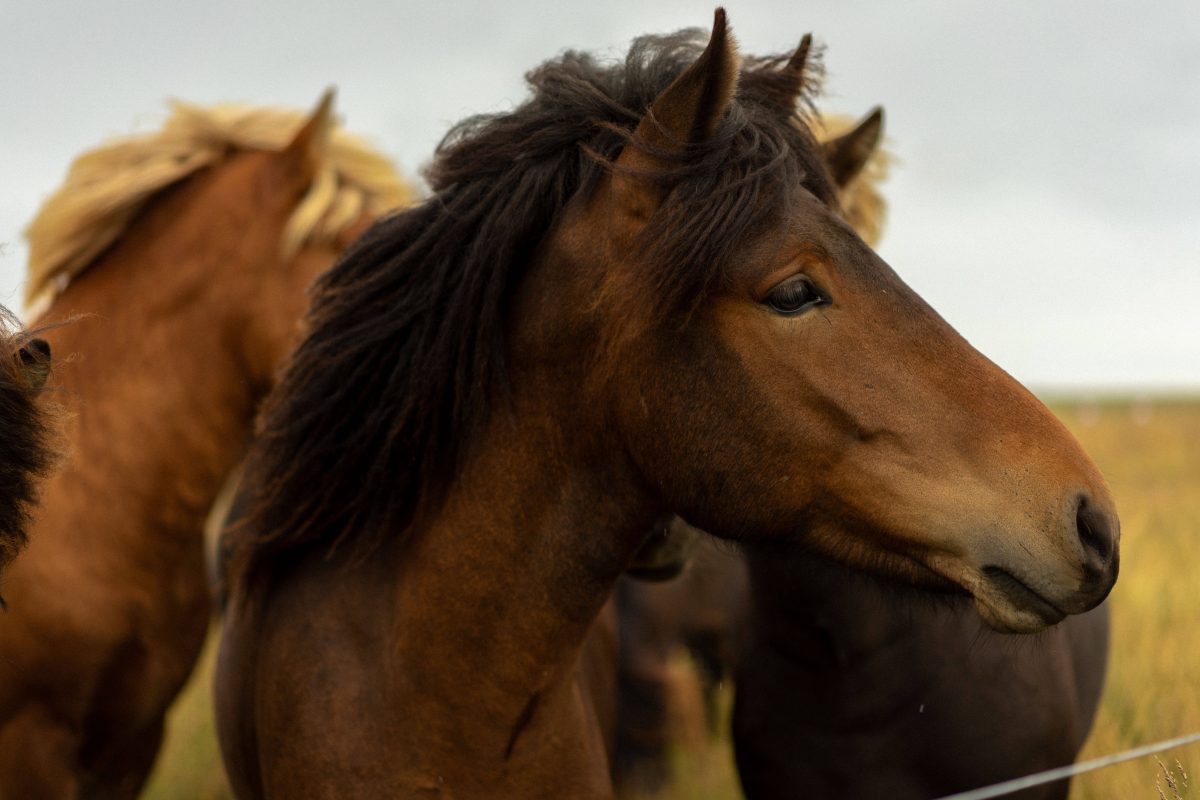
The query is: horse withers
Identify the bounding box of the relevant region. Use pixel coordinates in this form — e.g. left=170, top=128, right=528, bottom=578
left=0, top=94, right=412, bottom=797
left=218, top=12, right=1118, bottom=798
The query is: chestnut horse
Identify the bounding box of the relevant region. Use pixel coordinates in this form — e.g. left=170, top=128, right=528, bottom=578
left=0, top=95, right=411, bottom=797
left=0, top=309, right=55, bottom=576
left=218, top=12, right=1118, bottom=798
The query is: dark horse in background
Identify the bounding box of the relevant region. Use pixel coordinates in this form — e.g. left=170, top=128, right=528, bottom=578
left=217, top=11, right=1118, bottom=798
left=612, top=110, right=1110, bottom=800
left=613, top=530, right=1108, bottom=800
left=735, top=545, right=1109, bottom=800
left=0, top=308, right=54, bottom=576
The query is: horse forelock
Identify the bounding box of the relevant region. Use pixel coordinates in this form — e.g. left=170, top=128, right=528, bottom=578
left=22, top=101, right=415, bottom=313
left=231, top=28, right=842, bottom=587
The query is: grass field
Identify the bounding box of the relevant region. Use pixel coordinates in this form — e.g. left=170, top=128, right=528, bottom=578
left=144, top=397, right=1200, bottom=800
left=1058, top=398, right=1200, bottom=800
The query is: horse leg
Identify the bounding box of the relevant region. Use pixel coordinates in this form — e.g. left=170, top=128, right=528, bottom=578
left=684, top=629, right=726, bottom=734
left=612, top=583, right=674, bottom=796
left=0, top=704, right=82, bottom=798
left=78, top=716, right=166, bottom=800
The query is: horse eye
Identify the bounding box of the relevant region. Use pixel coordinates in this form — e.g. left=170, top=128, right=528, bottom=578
left=765, top=275, right=828, bottom=315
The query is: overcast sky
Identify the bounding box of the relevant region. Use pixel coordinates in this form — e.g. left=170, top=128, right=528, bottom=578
left=2, top=1, right=1197, bottom=389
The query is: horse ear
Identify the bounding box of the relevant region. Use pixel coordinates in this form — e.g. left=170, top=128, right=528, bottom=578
left=822, top=106, right=884, bottom=188
left=17, top=339, right=50, bottom=391
left=748, top=33, right=814, bottom=116
left=611, top=8, right=741, bottom=220
left=273, top=88, right=336, bottom=193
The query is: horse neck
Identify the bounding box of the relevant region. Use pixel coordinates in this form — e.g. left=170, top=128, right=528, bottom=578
left=383, top=394, right=658, bottom=781
left=36, top=184, right=280, bottom=553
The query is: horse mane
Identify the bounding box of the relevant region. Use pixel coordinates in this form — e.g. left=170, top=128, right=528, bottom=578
left=233, top=30, right=840, bottom=584
left=0, top=308, right=56, bottom=567
left=23, top=100, right=416, bottom=311
left=815, top=113, right=891, bottom=248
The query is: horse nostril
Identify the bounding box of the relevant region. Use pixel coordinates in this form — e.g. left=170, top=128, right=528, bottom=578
left=1076, top=495, right=1114, bottom=565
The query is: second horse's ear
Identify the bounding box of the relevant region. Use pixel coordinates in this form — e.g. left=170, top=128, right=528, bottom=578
left=822, top=106, right=884, bottom=188
left=271, top=88, right=336, bottom=198
left=17, top=339, right=50, bottom=391
left=610, top=9, right=741, bottom=223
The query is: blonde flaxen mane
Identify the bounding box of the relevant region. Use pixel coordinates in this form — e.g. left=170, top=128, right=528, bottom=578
left=24, top=97, right=416, bottom=311
left=23, top=100, right=885, bottom=313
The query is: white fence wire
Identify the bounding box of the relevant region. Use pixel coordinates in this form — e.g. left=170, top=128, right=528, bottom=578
left=934, top=730, right=1200, bottom=800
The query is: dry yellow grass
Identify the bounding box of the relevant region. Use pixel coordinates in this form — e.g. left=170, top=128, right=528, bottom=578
left=1059, top=398, right=1200, bottom=800
left=144, top=397, right=1200, bottom=800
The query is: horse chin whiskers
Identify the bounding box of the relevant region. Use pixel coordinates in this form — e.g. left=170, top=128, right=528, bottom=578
left=942, top=559, right=1070, bottom=634
left=971, top=595, right=1061, bottom=635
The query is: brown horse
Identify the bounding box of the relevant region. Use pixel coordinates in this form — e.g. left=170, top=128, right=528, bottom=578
left=0, top=309, right=55, bottom=576
left=0, top=94, right=411, bottom=797
left=218, top=13, right=1118, bottom=798
left=612, top=110, right=1109, bottom=800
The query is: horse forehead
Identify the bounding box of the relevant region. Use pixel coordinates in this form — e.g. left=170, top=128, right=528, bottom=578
left=723, top=193, right=875, bottom=286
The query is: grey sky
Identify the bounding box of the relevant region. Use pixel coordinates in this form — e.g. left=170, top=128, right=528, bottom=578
left=2, top=1, right=1197, bottom=388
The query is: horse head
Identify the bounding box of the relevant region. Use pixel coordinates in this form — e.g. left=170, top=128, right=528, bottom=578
left=539, top=12, right=1117, bottom=633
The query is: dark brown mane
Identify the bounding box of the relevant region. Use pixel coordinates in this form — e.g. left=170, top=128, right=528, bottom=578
left=233, top=29, right=839, bottom=584
left=0, top=309, right=55, bottom=568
